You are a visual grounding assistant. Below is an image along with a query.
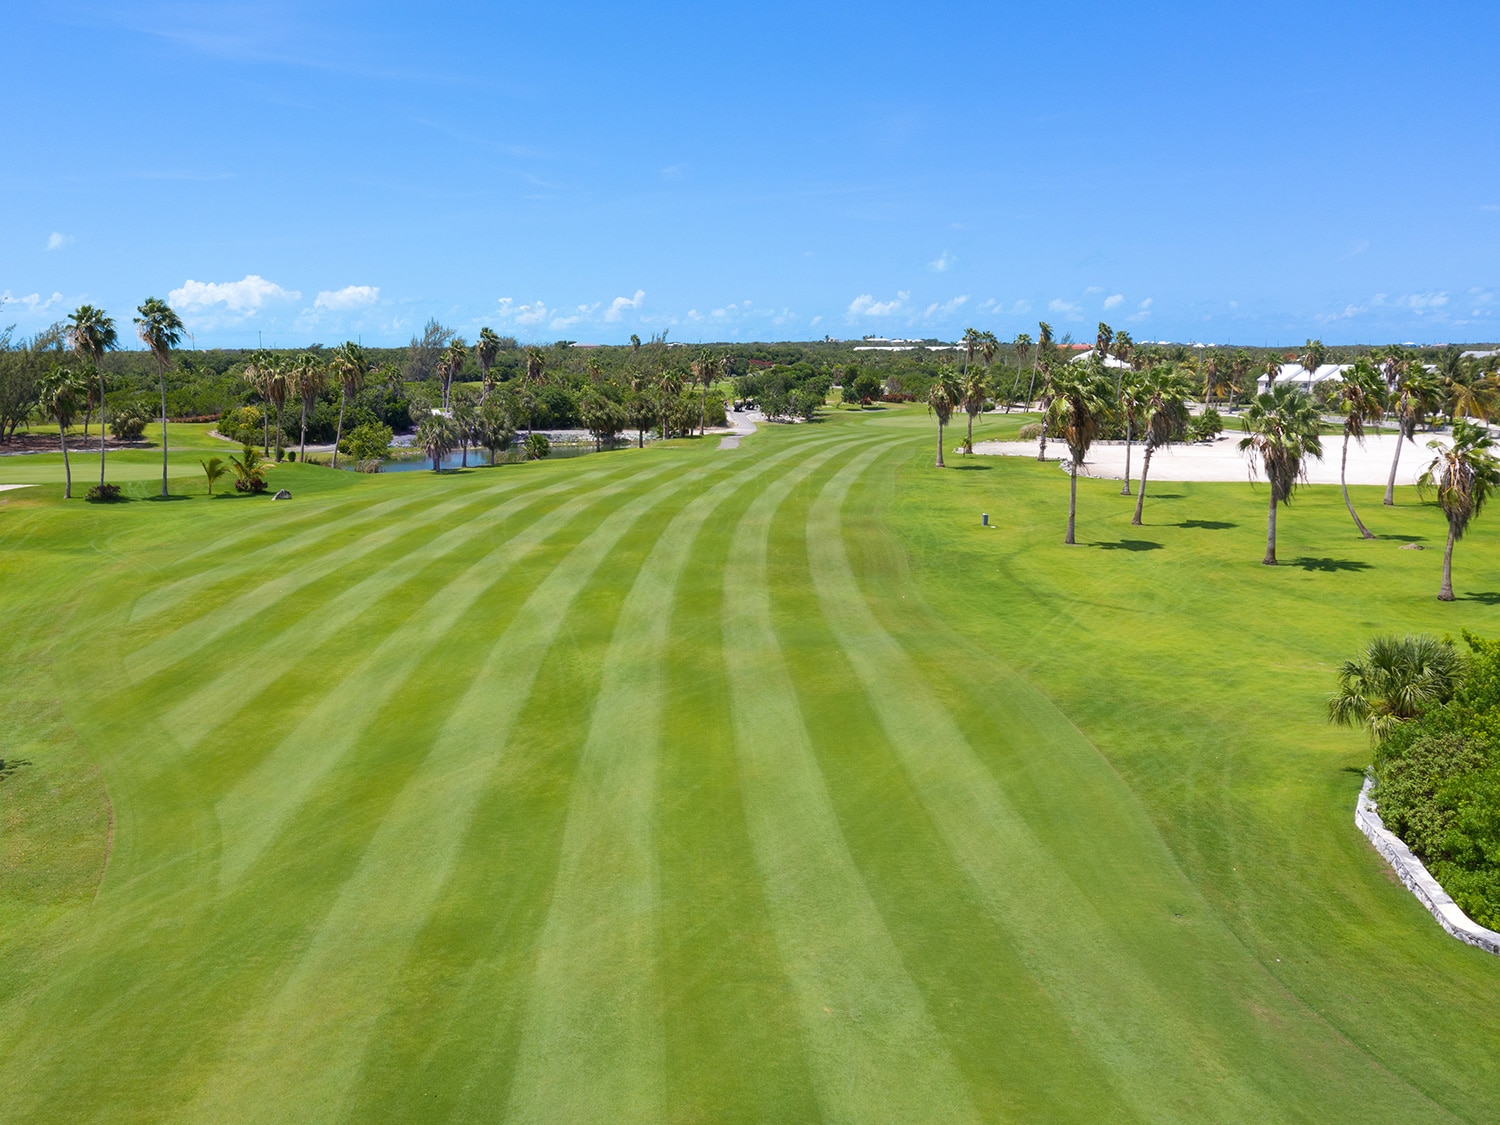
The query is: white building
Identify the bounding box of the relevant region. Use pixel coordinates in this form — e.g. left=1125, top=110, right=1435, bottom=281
left=1068, top=347, right=1132, bottom=370
left=1255, top=362, right=1349, bottom=394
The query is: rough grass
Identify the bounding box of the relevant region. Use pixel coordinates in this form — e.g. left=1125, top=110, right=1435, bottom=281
left=0, top=407, right=1497, bottom=1121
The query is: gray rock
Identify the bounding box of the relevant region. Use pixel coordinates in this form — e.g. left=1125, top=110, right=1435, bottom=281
left=272, top=489, right=292, bottom=500
left=1400, top=543, right=1424, bottom=550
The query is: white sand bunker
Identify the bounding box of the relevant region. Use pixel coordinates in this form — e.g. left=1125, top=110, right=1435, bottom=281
left=0, top=484, right=35, bottom=492
left=972, top=431, right=1451, bottom=487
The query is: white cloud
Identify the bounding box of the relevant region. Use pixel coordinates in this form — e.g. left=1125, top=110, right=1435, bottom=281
left=1084, top=285, right=1103, bottom=295
left=1048, top=298, right=1083, bottom=318
left=603, top=289, right=645, bottom=322
left=848, top=291, right=909, bottom=317
left=169, top=274, right=301, bottom=313
left=1, top=290, right=65, bottom=312
left=1403, top=291, right=1448, bottom=310
left=45, top=232, right=72, bottom=251
left=1139, top=298, right=1153, bottom=310
left=920, top=295, right=969, bottom=320
left=1103, top=293, right=1123, bottom=310
left=495, top=297, right=550, bottom=326
left=810, top=315, right=823, bottom=327
left=313, top=284, right=380, bottom=310
left=929, top=251, right=953, bottom=272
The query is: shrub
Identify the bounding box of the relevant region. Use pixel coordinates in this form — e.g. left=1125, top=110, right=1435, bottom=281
left=523, top=432, right=551, bottom=460
left=851, top=372, right=882, bottom=404
left=110, top=402, right=152, bottom=442
left=339, top=421, right=393, bottom=463
left=217, top=405, right=263, bottom=444
left=1189, top=407, right=1224, bottom=442
left=86, top=483, right=123, bottom=502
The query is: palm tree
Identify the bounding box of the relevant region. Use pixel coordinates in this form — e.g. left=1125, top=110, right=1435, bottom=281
left=475, top=327, right=501, bottom=404
left=1299, top=338, right=1328, bottom=383
left=1026, top=322, right=1053, bottom=406
left=1095, top=321, right=1113, bottom=365
left=66, top=305, right=118, bottom=487
left=1436, top=346, right=1497, bottom=426
left=1131, top=367, right=1191, bottom=525
left=1333, top=358, right=1387, bottom=539
left=1420, top=420, right=1500, bottom=601
left=961, top=327, right=982, bottom=375
left=291, top=353, right=326, bottom=461
left=1112, top=329, right=1134, bottom=368
left=415, top=412, right=459, bottom=471
left=440, top=338, right=468, bottom=411
left=927, top=366, right=960, bottom=468
left=230, top=443, right=270, bottom=492
left=1383, top=363, right=1441, bottom=506
left=1005, top=333, right=1031, bottom=412
left=39, top=363, right=87, bottom=498
left=200, top=456, right=229, bottom=496
left=694, top=351, right=721, bottom=434
left=329, top=341, right=368, bottom=470
left=1200, top=350, right=1221, bottom=409
left=241, top=350, right=275, bottom=453
left=959, top=366, right=988, bottom=453
left=979, top=330, right=998, bottom=370
left=266, top=356, right=290, bottom=461
left=1034, top=360, right=1057, bottom=462
left=656, top=367, right=683, bottom=439
left=1328, top=634, right=1462, bottom=743
left=523, top=346, right=547, bottom=434
left=1048, top=363, right=1112, bottom=544
left=1238, top=385, right=1324, bottom=565
left=133, top=297, right=185, bottom=498
left=452, top=391, right=478, bottom=468
left=1116, top=367, right=1148, bottom=497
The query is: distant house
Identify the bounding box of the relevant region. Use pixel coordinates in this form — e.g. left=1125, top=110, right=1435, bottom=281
left=1255, top=363, right=1349, bottom=394
left=1068, top=348, right=1131, bottom=370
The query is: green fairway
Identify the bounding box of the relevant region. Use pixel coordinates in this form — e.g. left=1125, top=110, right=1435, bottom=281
left=2, top=406, right=1498, bottom=1121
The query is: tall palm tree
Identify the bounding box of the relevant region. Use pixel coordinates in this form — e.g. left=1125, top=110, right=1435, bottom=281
left=1048, top=363, right=1112, bottom=544
left=39, top=363, right=87, bottom=498
left=656, top=367, right=683, bottom=439
left=694, top=351, right=721, bottom=435
left=1420, top=420, right=1500, bottom=601
left=451, top=390, right=478, bottom=468
left=1008, top=332, right=1033, bottom=412
left=1026, top=321, right=1053, bottom=406
left=1112, top=329, right=1134, bottom=368
left=291, top=353, right=325, bottom=461
left=1238, top=384, right=1324, bottom=565
left=1436, top=346, right=1497, bottom=426
left=66, top=305, right=118, bottom=486
left=134, top=297, right=185, bottom=497
left=1200, top=350, right=1221, bottom=408
left=979, top=330, right=998, bottom=370
left=523, top=346, right=547, bottom=434
left=961, top=327, right=982, bottom=375
left=475, top=327, right=501, bottom=404
left=1383, top=363, right=1441, bottom=506
left=959, top=365, right=988, bottom=453
left=1131, top=367, right=1192, bottom=525
left=927, top=366, right=960, bottom=468
left=1095, top=321, right=1113, bottom=365
left=438, top=339, right=468, bottom=411
left=1328, top=634, right=1462, bottom=743
left=329, top=341, right=368, bottom=469
left=1116, top=367, right=1148, bottom=496
left=1299, top=338, right=1328, bottom=384
left=241, top=350, right=275, bottom=453
left=1333, top=358, right=1388, bottom=539
left=1034, top=360, right=1057, bottom=462
left=266, top=356, right=290, bottom=461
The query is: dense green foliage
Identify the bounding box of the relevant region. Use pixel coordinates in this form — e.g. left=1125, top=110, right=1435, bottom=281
left=1370, top=633, right=1500, bottom=927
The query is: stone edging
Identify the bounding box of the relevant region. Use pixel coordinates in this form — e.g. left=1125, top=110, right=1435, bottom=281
left=1355, top=777, right=1500, bottom=955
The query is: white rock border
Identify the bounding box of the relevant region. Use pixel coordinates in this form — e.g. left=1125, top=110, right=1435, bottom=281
left=1356, top=777, right=1500, bottom=955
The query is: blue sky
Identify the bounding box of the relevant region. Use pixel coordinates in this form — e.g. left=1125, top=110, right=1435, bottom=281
left=3, top=1, right=1498, bottom=348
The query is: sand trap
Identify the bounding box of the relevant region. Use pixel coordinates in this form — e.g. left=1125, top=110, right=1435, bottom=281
left=972, top=431, right=1453, bottom=487
left=0, top=484, right=34, bottom=492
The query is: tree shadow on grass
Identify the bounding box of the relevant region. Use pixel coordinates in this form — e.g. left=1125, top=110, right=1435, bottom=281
left=1461, top=591, right=1500, bottom=606
left=1288, top=556, right=1373, bottom=572
left=1178, top=519, right=1237, bottom=530
left=1378, top=533, right=1427, bottom=543
left=950, top=463, right=993, bottom=471
left=1092, top=539, right=1164, bottom=552
left=1147, top=492, right=1185, bottom=500
left=144, top=495, right=191, bottom=502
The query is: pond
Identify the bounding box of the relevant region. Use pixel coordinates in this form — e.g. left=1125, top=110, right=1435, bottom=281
left=379, top=443, right=601, bottom=473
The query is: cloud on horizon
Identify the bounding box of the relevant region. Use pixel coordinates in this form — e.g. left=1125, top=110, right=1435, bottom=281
left=169, top=274, right=301, bottom=315
left=848, top=291, right=909, bottom=318
left=313, top=285, right=380, bottom=310
left=45, top=232, right=72, bottom=251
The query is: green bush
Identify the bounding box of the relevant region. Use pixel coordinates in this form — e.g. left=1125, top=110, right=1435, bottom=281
left=110, top=402, right=152, bottom=442
left=1189, top=407, right=1223, bottom=442
left=523, top=432, right=551, bottom=460
left=86, top=483, right=123, bottom=502
left=339, top=421, right=393, bottom=463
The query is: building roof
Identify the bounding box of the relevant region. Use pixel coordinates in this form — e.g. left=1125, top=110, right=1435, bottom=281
left=1068, top=348, right=1131, bottom=370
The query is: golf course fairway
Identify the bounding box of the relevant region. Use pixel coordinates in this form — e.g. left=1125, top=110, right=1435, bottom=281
left=2, top=405, right=1499, bottom=1121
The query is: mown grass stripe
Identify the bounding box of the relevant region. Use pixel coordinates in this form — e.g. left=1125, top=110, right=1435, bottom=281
left=178, top=457, right=726, bottom=1122
left=803, top=448, right=1285, bottom=1121
left=722, top=441, right=980, bottom=1124
left=503, top=440, right=829, bottom=1123
left=159, top=466, right=622, bottom=753
left=210, top=462, right=676, bottom=891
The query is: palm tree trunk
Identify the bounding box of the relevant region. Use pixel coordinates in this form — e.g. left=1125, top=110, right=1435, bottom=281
left=1132, top=444, right=1153, bottom=525
left=1341, top=431, right=1374, bottom=538
left=461, top=439, right=468, bottom=468
left=966, top=410, right=976, bottom=451
left=274, top=405, right=283, bottom=461
left=98, top=367, right=107, bottom=487
left=1439, top=523, right=1457, bottom=601
left=60, top=425, right=71, bottom=499
left=1121, top=418, right=1133, bottom=496
left=82, top=404, right=91, bottom=438
left=935, top=421, right=945, bottom=468
left=700, top=384, right=707, bottom=435
left=1384, top=421, right=1406, bottom=506
left=158, top=361, right=170, bottom=498
left=1263, top=489, right=1278, bottom=565
left=333, top=392, right=346, bottom=470
left=1037, top=425, right=1048, bottom=463
left=262, top=402, right=270, bottom=455
left=1026, top=355, right=1039, bottom=406
left=1065, top=461, right=1078, bottom=544
left=299, top=400, right=308, bottom=461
